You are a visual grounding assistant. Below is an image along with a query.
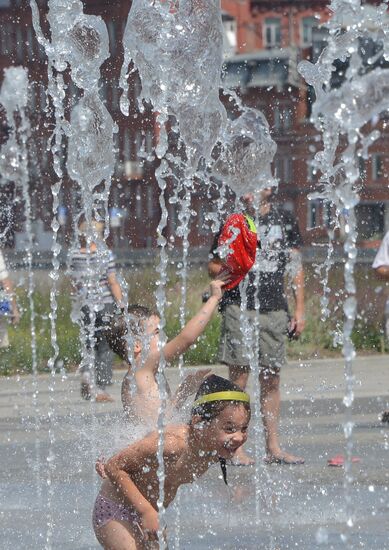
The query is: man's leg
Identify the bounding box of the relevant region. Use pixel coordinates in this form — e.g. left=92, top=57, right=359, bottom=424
left=94, top=308, right=114, bottom=402
left=259, top=368, right=303, bottom=463
left=259, top=311, right=304, bottom=464
left=79, top=306, right=92, bottom=400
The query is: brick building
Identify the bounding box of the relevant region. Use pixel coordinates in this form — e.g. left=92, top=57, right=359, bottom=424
left=221, top=0, right=389, bottom=246
left=0, top=0, right=388, bottom=255
left=0, top=0, right=161, bottom=252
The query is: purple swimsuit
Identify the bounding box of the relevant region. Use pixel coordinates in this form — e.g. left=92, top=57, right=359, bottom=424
left=93, top=494, right=140, bottom=532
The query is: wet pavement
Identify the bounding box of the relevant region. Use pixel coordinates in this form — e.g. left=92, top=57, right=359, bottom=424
left=0, top=355, right=388, bottom=549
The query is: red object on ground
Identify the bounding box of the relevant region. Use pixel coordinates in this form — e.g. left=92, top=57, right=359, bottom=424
left=218, top=213, right=257, bottom=290
left=327, top=454, right=361, bottom=467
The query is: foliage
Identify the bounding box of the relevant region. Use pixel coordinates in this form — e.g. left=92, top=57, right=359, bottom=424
left=0, top=263, right=387, bottom=375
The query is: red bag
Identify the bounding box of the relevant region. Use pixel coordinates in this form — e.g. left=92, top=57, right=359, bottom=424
left=218, top=213, right=257, bottom=290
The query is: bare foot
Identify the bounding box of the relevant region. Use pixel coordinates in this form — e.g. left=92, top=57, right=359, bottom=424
left=95, top=392, right=115, bottom=403
left=381, top=410, right=389, bottom=423
left=80, top=383, right=91, bottom=400
left=264, top=450, right=304, bottom=465
left=231, top=447, right=255, bottom=466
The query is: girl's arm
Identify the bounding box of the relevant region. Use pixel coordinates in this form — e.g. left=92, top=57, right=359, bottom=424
left=104, top=433, right=159, bottom=522
left=104, top=430, right=185, bottom=538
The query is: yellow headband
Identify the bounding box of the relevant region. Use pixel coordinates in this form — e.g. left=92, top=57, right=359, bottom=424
left=193, top=391, right=250, bottom=408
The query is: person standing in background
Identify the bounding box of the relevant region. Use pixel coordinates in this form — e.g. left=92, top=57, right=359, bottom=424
left=372, top=230, right=389, bottom=423
left=69, top=220, right=123, bottom=403
left=208, top=187, right=305, bottom=465
left=0, top=249, right=20, bottom=349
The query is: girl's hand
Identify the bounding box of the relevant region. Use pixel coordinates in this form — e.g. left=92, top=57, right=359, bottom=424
left=140, top=508, right=159, bottom=541
left=95, top=458, right=107, bottom=479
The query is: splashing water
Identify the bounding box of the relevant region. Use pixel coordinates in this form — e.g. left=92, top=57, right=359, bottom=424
left=120, top=0, right=227, bottom=169
left=118, top=2, right=233, bottom=545
left=212, top=106, right=278, bottom=196
left=30, top=1, right=117, bottom=547
left=0, top=66, right=41, bottom=500
left=298, top=0, right=389, bottom=543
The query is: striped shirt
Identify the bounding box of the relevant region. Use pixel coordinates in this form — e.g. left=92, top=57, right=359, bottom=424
left=69, top=248, right=117, bottom=305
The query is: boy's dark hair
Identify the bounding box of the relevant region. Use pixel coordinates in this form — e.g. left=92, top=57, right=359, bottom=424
left=106, top=304, right=158, bottom=361
left=191, top=375, right=251, bottom=486
left=191, top=374, right=251, bottom=421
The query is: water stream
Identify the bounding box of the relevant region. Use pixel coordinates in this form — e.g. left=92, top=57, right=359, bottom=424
left=0, top=66, right=42, bottom=502
left=298, top=0, right=389, bottom=542
left=0, top=0, right=388, bottom=548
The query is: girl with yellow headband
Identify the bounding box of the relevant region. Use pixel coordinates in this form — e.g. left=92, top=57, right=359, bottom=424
left=93, top=375, right=251, bottom=549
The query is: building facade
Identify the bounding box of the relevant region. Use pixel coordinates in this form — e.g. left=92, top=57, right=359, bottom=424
left=221, top=0, right=389, bottom=246
left=0, top=0, right=388, bottom=255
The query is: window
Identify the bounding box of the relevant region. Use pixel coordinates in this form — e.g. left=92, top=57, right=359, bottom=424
left=307, top=199, right=321, bottom=229
left=358, top=156, right=366, bottom=180
left=111, top=78, right=119, bottom=111
left=274, top=156, right=293, bottom=183
left=107, top=20, right=117, bottom=57
left=197, top=207, right=211, bottom=236
left=0, top=22, right=13, bottom=56
left=222, top=15, right=237, bottom=56
left=301, top=16, right=318, bottom=47
left=356, top=203, right=384, bottom=239
left=147, top=186, right=154, bottom=217
left=307, top=159, right=316, bottom=182
left=40, top=137, right=49, bottom=171
left=372, top=154, right=384, bottom=180
left=123, top=128, right=132, bottom=161
left=27, top=27, right=35, bottom=60
left=264, top=18, right=281, bottom=48
left=134, top=75, right=141, bottom=101
left=39, top=85, right=47, bottom=111
left=113, top=131, right=120, bottom=174
left=284, top=157, right=293, bottom=183
left=274, top=106, right=292, bottom=130
left=169, top=204, right=178, bottom=234
left=16, top=26, right=23, bottom=62
left=222, top=61, right=250, bottom=88
left=323, top=201, right=333, bottom=228
left=135, top=131, right=142, bottom=159
left=145, top=129, right=153, bottom=154
left=135, top=187, right=142, bottom=220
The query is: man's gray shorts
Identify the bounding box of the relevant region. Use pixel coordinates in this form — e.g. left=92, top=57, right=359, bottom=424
left=218, top=304, right=289, bottom=372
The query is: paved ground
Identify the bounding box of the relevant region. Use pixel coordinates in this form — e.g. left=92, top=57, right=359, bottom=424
left=0, top=355, right=388, bottom=549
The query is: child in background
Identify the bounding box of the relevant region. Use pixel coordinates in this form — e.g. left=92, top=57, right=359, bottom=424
left=69, top=219, right=123, bottom=402
left=106, top=277, right=228, bottom=426
left=93, top=375, right=251, bottom=549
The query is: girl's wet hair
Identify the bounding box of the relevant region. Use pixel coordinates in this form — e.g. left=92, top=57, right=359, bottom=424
left=191, top=374, right=251, bottom=422
left=106, top=304, right=158, bottom=361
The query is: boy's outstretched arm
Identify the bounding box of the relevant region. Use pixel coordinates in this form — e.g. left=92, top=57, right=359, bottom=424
left=163, top=278, right=226, bottom=363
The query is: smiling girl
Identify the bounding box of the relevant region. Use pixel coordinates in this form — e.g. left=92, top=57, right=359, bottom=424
left=93, top=375, right=251, bottom=549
